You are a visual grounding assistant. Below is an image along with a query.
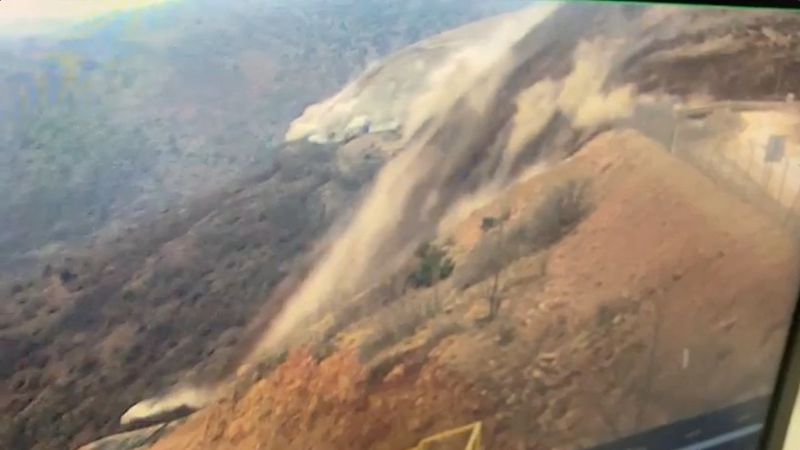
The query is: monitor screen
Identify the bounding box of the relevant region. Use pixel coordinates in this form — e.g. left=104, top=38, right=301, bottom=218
left=0, top=1, right=798, bottom=450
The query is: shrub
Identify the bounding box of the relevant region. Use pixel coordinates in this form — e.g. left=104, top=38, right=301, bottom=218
left=497, top=322, right=516, bottom=346
left=407, top=242, right=455, bottom=288
left=358, top=295, right=442, bottom=361
left=122, top=290, right=136, bottom=302
left=456, top=180, right=591, bottom=289
left=511, top=179, right=590, bottom=250
left=481, top=216, right=499, bottom=231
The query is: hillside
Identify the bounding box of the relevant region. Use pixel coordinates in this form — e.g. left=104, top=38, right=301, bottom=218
left=3, top=2, right=800, bottom=450
left=149, top=128, right=799, bottom=450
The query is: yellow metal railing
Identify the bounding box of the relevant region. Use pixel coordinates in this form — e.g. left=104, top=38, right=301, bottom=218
left=408, top=421, right=483, bottom=450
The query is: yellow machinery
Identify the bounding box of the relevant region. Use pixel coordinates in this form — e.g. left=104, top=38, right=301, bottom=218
left=407, top=421, right=483, bottom=450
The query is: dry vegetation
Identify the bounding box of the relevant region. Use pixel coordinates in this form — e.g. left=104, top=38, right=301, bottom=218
left=0, top=140, right=383, bottom=450
left=456, top=180, right=592, bottom=319
left=150, top=130, right=800, bottom=450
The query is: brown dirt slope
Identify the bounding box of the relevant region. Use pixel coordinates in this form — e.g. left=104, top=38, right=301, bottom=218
left=152, top=350, right=487, bottom=450
left=147, top=129, right=800, bottom=450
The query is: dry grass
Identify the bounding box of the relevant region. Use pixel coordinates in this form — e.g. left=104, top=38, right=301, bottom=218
left=358, top=293, right=445, bottom=362
left=456, top=179, right=591, bottom=289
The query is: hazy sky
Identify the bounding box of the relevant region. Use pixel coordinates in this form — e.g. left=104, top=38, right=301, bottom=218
left=0, top=0, right=171, bottom=32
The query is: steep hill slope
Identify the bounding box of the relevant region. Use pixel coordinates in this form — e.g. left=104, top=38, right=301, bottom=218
left=149, top=129, right=799, bottom=450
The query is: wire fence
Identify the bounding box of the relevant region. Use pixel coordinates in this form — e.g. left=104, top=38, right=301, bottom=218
left=670, top=104, right=800, bottom=235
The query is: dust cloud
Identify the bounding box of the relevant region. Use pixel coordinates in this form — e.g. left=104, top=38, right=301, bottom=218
left=253, top=7, right=641, bottom=362
left=558, top=39, right=637, bottom=127
left=499, top=80, right=560, bottom=180
left=250, top=3, right=561, bottom=360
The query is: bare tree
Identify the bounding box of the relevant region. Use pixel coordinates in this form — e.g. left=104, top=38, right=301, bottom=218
left=483, top=211, right=510, bottom=321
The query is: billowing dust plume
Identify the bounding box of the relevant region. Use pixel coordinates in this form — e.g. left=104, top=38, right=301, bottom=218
left=251, top=3, right=638, bottom=361
left=251, top=3, right=563, bottom=359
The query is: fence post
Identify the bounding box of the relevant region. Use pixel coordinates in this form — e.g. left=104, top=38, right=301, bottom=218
left=747, top=140, right=757, bottom=178
left=669, top=119, right=680, bottom=155
left=787, top=183, right=800, bottom=227
left=762, top=161, right=771, bottom=188
left=778, top=158, right=790, bottom=206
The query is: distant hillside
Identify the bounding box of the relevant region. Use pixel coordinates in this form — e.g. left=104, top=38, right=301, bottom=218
left=0, top=0, right=520, bottom=271
left=0, top=135, right=388, bottom=450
